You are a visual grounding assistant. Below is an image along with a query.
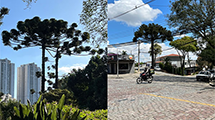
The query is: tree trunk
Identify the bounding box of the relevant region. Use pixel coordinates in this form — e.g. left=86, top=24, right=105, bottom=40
left=151, top=40, right=154, bottom=68
left=181, top=55, right=185, bottom=76
left=187, top=53, right=191, bottom=67
left=41, top=44, right=45, bottom=92
left=175, top=49, right=184, bottom=76
left=55, top=48, right=59, bottom=89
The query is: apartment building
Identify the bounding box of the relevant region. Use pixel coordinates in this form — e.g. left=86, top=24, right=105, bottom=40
left=0, top=58, right=15, bottom=98
left=17, top=63, right=41, bottom=104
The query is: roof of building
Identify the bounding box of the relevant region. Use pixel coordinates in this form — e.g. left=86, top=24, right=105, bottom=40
left=157, top=54, right=181, bottom=59
left=155, top=61, right=163, bottom=63
left=107, top=53, right=118, bottom=56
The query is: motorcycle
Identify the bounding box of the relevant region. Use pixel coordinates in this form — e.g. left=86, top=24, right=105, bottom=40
left=136, top=72, right=153, bottom=84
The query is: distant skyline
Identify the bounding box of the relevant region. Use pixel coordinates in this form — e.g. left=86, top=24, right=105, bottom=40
left=0, top=58, right=15, bottom=98
left=107, top=0, right=197, bottom=63
left=0, top=0, right=93, bottom=99
left=17, top=63, right=41, bottom=104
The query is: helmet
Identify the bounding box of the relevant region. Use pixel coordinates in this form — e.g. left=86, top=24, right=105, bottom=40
left=144, top=67, right=148, bottom=72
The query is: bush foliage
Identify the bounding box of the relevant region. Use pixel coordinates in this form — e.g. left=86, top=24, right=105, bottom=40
left=62, top=55, right=107, bottom=110
left=159, top=62, right=184, bottom=75
left=0, top=94, right=107, bottom=120
left=42, top=89, right=77, bottom=106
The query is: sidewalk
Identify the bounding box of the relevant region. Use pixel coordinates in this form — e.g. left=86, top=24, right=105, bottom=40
left=155, top=71, right=196, bottom=77
left=108, top=72, right=140, bottom=79
left=108, top=71, right=196, bottom=79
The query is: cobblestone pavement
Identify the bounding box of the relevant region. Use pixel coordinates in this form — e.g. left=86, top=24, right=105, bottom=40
left=108, top=71, right=215, bottom=120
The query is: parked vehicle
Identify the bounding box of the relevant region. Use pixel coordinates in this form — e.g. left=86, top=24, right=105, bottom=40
left=196, top=71, right=213, bottom=82
left=209, top=70, right=215, bottom=80
left=154, top=66, right=161, bottom=71
left=208, top=70, right=215, bottom=86
left=136, top=71, right=153, bottom=84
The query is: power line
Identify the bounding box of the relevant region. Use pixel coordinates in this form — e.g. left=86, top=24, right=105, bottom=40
left=108, top=0, right=155, bottom=21
left=108, top=41, right=136, bottom=48
left=108, top=39, right=197, bottom=53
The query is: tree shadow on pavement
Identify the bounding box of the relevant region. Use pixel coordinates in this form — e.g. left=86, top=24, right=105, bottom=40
left=200, top=86, right=215, bottom=90
left=153, top=76, right=207, bottom=83
left=136, top=82, right=152, bottom=84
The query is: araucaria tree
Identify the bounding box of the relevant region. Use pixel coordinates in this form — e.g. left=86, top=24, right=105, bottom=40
left=167, top=0, right=215, bottom=49
left=1, top=16, right=90, bottom=92
left=22, top=0, right=108, bottom=46
left=148, top=43, right=162, bottom=63
left=133, top=23, right=173, bottom=68
left=170, top=36, right=198, bottom=75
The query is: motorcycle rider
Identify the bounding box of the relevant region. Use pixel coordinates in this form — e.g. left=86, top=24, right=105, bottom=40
left=142, top=67, right=149, bottom=80
left=149, top=66, right=154, bottom=76
left=137, top=66, right=153, bottom=84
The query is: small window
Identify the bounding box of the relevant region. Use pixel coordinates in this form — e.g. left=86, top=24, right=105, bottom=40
left=199, top=71, right=204, bottom=74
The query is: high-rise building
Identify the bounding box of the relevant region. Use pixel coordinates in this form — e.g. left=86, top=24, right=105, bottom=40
left=0, top=58, right=15, bottom=98
left=17, top=63, right=41, bottom=104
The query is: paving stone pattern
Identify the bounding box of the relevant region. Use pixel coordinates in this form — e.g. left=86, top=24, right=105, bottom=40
left=108, top=72, right=215, bottom=120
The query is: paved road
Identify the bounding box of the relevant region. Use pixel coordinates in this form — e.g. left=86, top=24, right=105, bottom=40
left=108, top=71, right=215, bottom=120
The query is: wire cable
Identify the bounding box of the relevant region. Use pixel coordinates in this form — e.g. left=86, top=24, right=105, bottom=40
left=108, top=0, right=155, bottom=21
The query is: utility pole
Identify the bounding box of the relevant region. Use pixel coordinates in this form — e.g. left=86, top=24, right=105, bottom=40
left=117, top=48, right=119, bottom=77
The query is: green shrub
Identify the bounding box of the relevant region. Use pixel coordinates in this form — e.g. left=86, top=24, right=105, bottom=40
left=42, top=89, right=77, bottom=106
left=159, top=63, right=164, bottom=70
left=11, top=94, right=107, bottom=120
left=84, top=109, right=107, bottom=120
left=0, top=99, right=19, bottom=120
left=12, top=95, right=86, bottom=120
left=166, top=64, right=172, bottom=73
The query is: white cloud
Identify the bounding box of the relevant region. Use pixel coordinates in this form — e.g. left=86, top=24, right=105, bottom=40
left=58, top=63, right=87, bottom=74
left=108, top=0, right=162, bottom=26
left=108, top=42, right=197, bottom=62
left=173, top=34, right=187, bottom=38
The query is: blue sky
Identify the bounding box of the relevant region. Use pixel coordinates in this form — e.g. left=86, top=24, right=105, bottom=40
left=0, top=0, right=93, bottom=98
left=107, top=0, right=197, bottom=62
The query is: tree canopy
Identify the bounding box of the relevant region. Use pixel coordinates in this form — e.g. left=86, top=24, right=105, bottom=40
left=196, top=56, right=213, bottom=70
left=121, top=50, right=127, bottom=55
left=22, top=0, right=108, bottom=46
left=167, top=0, right=215, bottom=49
left=133, top=23, right=173, bottom=68
left=80, top=0, right=107, bottom=46
left=198, top=44, right=215, bottom=66
left=148, top=43, right=162, bottom=61
left=0, top=7, right=9, bottom=26
left=63, top=55, right=107, bottom=110
left=169, top=36, right=198, bottom=75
